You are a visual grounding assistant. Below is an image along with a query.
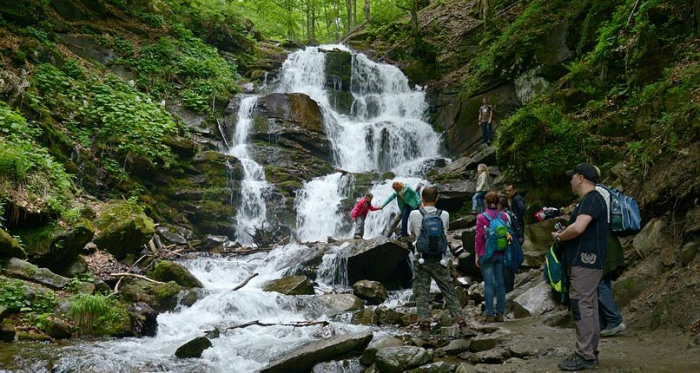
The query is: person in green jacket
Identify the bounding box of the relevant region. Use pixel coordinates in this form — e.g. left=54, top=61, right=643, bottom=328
left=381, top=181, right=421, bottom=237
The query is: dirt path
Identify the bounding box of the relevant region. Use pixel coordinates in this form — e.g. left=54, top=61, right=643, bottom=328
left=482, top=316, right=700, bottom=372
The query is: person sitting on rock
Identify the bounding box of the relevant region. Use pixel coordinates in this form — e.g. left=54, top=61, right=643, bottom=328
left=350, top=192, right=381, bottom=239
left=408, top=186, right=476, bottom=339
left=381, top=181, right=421, bottom=237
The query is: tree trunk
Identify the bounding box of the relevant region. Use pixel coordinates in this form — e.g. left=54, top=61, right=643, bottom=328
left=346, top=0, right=352, bottom=32
left=364, top=0, right=370, bottom=21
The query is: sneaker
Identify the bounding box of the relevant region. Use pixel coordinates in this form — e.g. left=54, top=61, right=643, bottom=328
left=458, top=319, right=477, bottom=337
left=557, top=353, right=597, bottom=371
left=601, top=322, right=627, bottom=337
left=419, top=321, right=431, bottom=340
left=478, top=315, right=496, bottom=323
left=494, top=314, right=504, bottom=322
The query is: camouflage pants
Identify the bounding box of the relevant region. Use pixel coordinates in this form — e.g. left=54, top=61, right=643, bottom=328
left=413, top=258, right=464, bottom=322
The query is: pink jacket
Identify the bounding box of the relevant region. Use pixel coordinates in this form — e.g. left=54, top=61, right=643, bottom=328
left=351, top=197, right=380, bottom=220
left=475, top=209, right=508, bottom=256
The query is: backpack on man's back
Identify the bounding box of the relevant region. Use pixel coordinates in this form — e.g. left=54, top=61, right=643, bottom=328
left=415, top=208, right=448, bottom=258
left=595, top=184, right=642, bottom=237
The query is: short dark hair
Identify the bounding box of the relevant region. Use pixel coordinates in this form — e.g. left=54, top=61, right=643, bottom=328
left=422, top=186, right=438, bottom=203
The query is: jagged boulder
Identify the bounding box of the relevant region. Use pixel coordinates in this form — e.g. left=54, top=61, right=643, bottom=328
left=511, top=281, right=557, bottom=318
left=41, top=316, right=72, bottom=339
left=15, top=220, right=94, bottom=272
left=260, top=330, right=373, bottom=373
left=147, top=260, right=203, bottom=288
left=93, top=201, right=155, bottom=260
left=0, top=228, right=26, bottom=259
left=175, top=336, right=212, bottom=358
left=263, top=276, right=314, bottom=295
left=119, top=278, right=183, bottom=312
left=351, top=306, right=377, bottom=325
left=352, top=280, right=388, bottom=305
left=375, top=346, right=433, bottom=373
left=632, top=218, right=668, bottom=259
left=469, top=329, right=510, bottom=352
left=458, top=229, right=480, bottom=278
left=405, top=361, right=456, bottom=373
left=375, top=306, right=416, bottom=327
left=3, top=258, right=71, bottom=289
left=346, top=236, right=412, bottom=290
left=435, top=180, right=476, bottom=212
left=361, top=336, right=404, bottom=366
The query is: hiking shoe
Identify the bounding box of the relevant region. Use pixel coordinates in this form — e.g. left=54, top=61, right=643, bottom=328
left=458, top=319, right=477, bottom=337
left=494, top=314, right=504, bottom=322
left=601, top=322, right=626, bottom=337
left=557, top=353, right=597, bottom=371
left=478, top=315, right=495, bottom=323
left=419, top=321, right=431, bottom=340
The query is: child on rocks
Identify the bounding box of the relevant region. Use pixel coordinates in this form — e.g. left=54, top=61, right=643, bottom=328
left=351, top=193, right=381, bottom=239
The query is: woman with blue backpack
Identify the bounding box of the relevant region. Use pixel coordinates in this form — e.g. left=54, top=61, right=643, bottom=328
left=475, top=191, right=512, bottom=322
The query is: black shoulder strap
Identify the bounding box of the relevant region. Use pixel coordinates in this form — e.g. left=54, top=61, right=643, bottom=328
left=419, top=207, right=427, bottom=216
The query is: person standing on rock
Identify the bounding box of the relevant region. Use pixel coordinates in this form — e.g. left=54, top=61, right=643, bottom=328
left=478, top=97, right=494, bottom=145
left=351, top=192, right=381, bottom=239
left=552, top=163, right=608, bottom=371
left=472, top=164, right=490, bottom=214
left=408, top=186, right=476, bottom=339
left=475, top=191, right=508, bottom=322
left=381, top=181, right=421, bottom=237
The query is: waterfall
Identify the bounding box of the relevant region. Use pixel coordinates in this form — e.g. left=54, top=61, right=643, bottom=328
left=228, top=96, right=272, bottom=245
left=281, top=46, right=443, bottom=241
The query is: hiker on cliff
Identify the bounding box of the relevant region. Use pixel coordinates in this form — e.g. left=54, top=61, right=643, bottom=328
left=408, top=186, right=476, bottom=339
left=351, top=192, right=381, bottom=239
left=381, top=181, right=421, bottom=237
left=472, top=164, right=490, bottom=214
left=552, top=163, right=608, bottom=371
left=475, top=191, right=509, bottom=322
left=478, top=96, right=494, bottom=145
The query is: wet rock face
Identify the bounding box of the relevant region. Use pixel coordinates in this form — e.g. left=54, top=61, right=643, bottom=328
left=127, top=302, right=158, bottom=337
left=263, top=276, right=315, bottom=296
left=346, top=237, right=413, bottom=290
left=175, top=336, right=212, bottom=359
left=15, top=220, right=94, bottom=272
left=0, top=228, right=26, bottom=259
left=261, top=330, right=373, bottom=373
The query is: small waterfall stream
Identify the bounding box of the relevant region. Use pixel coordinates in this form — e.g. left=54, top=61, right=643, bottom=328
left=1, top=45, right=445, bottom=373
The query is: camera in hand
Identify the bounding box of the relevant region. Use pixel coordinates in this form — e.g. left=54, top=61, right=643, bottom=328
left=554, top=222, right=565, bottom=231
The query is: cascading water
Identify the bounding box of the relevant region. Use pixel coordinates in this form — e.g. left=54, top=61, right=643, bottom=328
left=283, top=45, right=443, bottom=241
left=1, top=46, right=446, bottom=373
left=228, top=96, right=272, bottom=245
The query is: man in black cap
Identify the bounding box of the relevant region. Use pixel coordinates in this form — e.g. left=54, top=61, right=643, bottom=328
left=551, top=163, right=608, bottom=371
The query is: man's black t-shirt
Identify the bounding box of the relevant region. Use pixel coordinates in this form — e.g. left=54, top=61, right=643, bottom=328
left=564, top=190, right=608, bottom=269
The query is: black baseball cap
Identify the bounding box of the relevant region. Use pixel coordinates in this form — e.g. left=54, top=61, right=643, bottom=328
left=566, top=163, right=600, bottom=183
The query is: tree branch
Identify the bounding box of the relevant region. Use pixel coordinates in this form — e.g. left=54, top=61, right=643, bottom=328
left=231, top=273, right=259, bottom=291
left=109, top=273, right=165, bottom=284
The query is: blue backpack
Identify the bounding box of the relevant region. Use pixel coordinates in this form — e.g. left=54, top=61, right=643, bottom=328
left=503, top=231, right=524, bottom=271
left=481, top=213, right=509, bottom=262
left=596, top=185, right=642, bottom=237
left=416, top=208, right=447, bottom=258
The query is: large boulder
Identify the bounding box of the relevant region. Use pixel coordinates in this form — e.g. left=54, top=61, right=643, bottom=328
left=435, top=180, right=476, bottom=212
left=119, top=278, right=183, bottom=312
left=127, top=302, right=158, bottom=337
left=0, top=228, right=26, bottom=259
left=632, top=218, right=668, bottom=259
left=263, top=276, right=314, bottom=295
left=375, top=346, right=433, bottom=373
left=510, top=281, right=557, bottom=318
left=3, top=258, right=71, bottom=289
left=361, top=336, right=404, bottom=366
left=147, top=261, right=203, bottom=288
left=93, top=201, right=155, bottom=260
left=352, top=280, right=388, bottom=305
left=346, top=237, right=412, bottom=290
left=260, top=330, right=373, bottom=373
left=15, top=220, right=94, bottom=271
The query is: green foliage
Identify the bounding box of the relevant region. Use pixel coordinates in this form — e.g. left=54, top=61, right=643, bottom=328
left=68, top=294, right=129, bottom=335
left=31, top=289, right=57, bottom=313
left=0, top=279, right=31, bottom=312
left=0, top=101, right=74, bottom=215
left=498, top=102, right=600, bottom=183
left=30, top=62, right=181, bottom=172
left=122, top=35, right=238, bottom=113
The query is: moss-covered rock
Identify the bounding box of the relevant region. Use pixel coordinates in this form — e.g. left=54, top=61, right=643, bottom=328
left=16, top=220, right=94, bottom=272
left=175, top=336, right=213, bottom=358
left=3, top=258, right=71, bottom=289
left=93, top=201, right=155, bottom=260
left=119, top=277, right=183, bottom=312
left=263, top=276, right=314, bottom=295
left=0, top=228, right=26, bottom=259
left=0, top=319, right=16, bottom=342
left=148, top=260, right=203, bottom=288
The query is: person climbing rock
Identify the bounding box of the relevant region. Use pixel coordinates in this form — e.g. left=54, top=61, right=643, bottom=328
left=381, top=181, right=421, bottom=237
left=350, top=192, right=381, bottom=239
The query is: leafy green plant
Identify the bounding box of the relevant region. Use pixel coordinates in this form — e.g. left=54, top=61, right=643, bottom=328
left=68, top=294, right=129, bottom=335
left=0, top=279, right=31, bottom=312
left=32, top=289, right=57, bottom=314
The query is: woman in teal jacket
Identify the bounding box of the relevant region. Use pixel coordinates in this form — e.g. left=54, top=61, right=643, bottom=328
left=381, top=181, right=421, bottom=237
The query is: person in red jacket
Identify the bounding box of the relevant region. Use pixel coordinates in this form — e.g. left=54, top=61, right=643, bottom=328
left=351, top=193, right=381, bottom=239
